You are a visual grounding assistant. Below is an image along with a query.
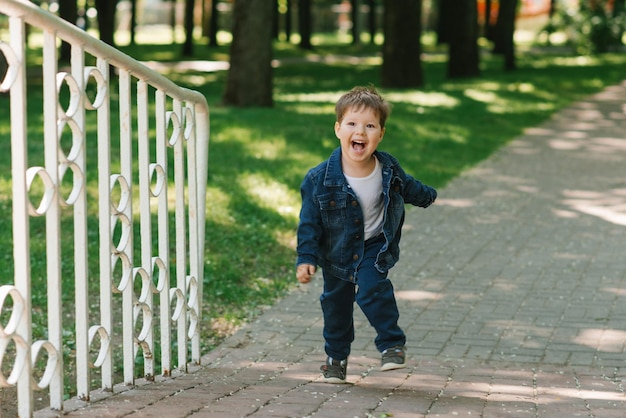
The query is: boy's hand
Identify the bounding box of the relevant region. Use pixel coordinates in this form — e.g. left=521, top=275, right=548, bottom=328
left=296, top=264, right=316, bottom=284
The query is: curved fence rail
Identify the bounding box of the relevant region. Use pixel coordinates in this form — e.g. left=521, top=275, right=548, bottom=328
left=0, top=1, right=209, bottom=416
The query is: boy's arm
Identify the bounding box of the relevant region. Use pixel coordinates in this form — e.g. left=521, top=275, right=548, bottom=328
left=402, top=171, right=437, bottom=208
left=296, top=177, right=322, bottom=277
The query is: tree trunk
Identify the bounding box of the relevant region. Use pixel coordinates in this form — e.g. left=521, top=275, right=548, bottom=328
left=493, top=0, right=518, bottom=70
left=223, top=0, right=274, bottom=107
left=285, top=0, right=293, bottom=41
left=484, top=0, right=496, bottom=40
left=170, top=0, right=177, bottom=42
left=447, top=0, right=480, bottom=78
left=202, top=0, right=209, bottom=37
left=351, top=0, right=360, bottom=45
left=94, top=0, right=118, bottom=46
left=130, top=0, right=137, bottom=45
left=58, top=0, right=78, bottom=63
left=183, top=0, right=195, bottom=55
left=298, top=0, right=312, bottom=50
left=381, top=0, right=423, bottom=88
left=273, top=0, right=279, bottom=39
left=208, top=0, right=219, bottom=46
left=436, top=0, right=451, bottom=44
left=367, top=0, right=376, bottom=43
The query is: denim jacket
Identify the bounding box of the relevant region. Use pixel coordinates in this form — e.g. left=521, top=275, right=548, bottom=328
left=296, top=147, right=437, bottom=282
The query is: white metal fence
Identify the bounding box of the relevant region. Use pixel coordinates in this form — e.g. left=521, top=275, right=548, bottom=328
left=0, top=0, right=209, bottom=416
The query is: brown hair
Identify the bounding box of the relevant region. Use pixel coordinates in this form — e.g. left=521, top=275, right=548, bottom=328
left=335, top=86, right=391, bottom=128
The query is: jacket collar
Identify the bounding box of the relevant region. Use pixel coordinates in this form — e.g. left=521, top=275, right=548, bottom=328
left=323, top=148, right=390, bottom=187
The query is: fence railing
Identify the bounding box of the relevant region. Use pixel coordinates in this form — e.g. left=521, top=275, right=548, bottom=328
left=0, top=1, right=209, bottom=416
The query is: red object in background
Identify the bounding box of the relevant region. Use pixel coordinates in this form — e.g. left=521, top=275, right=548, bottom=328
left=477, top=0, right=552, bottom=25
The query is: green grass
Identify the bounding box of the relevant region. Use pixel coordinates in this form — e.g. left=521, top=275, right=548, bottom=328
left=1, top=34, right=626, bottom=393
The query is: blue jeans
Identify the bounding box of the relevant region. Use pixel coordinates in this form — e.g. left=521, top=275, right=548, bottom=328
left=320, top=235, right=406, bottom=360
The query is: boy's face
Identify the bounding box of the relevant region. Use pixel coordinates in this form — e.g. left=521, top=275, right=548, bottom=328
left=335, top=106, right=385, bottom=167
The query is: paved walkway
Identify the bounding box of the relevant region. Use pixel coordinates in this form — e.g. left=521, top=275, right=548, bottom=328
left=38, top=82, right=626, bottom=417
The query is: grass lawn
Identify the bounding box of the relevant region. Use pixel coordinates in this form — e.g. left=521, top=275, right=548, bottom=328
left=1, top=33, right=625, bottom=395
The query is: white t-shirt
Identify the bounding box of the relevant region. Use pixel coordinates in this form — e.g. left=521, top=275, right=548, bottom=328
left=344, top=157, right=384, bottom=241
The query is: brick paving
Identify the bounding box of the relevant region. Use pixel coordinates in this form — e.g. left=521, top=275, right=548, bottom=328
left=35, top=81, right=626, bottom=417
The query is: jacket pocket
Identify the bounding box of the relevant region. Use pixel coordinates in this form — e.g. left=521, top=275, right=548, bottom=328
left=318, top=194, right=347, bottom=226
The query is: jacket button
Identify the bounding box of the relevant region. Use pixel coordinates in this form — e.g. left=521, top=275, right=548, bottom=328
left=330, top=200, right=336, bottom=207
left=394, top=186, right=400, bottom=192
left=355, top=234, right=361, bottom=240
left=351, top=200, right=358, bottom=207
left=354, top=219, right=361, bottom=225
left=353, top=254, right=359, bottom=261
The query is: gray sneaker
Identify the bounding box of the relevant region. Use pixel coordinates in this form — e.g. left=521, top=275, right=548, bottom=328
left=320, top=357, right=347, bottom=383
left=380, top=346, right=406, bottom=371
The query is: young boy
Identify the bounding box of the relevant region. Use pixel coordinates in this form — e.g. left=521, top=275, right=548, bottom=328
left=296, top=86, right=437, bottom=383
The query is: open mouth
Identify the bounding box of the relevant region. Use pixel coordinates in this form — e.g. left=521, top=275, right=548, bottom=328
left=352, top=140, right=365, bottom=151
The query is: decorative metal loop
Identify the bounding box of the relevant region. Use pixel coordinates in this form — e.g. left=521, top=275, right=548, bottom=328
left=57, top=116, right=84, bottom=164
left=133, top=267, right=154, bottom=304
left=183, top=106, right=195, bottom=141
left=133, top=302, right=153, bottom=343
left=187, top=306, right=198, bottom=339
left=26, top=166, right=56, bottom=217
left=111, top=212, right=132, bottom=252
left=56, top=72, right=81, bottom=119
left=111, top=251, right=132, bottom=293
left=186, top=275, right=198, bottom=312
left=148, top=163, right=166, bottom=198
left=109, top=174, right=131, bottom=215
left=0, top=41, right=20, bottom=93
left=30, top=340, right=59, bottom=390
left=0, top=285, right=26, bottom=336
left=169, top=288, right=185, bottom=322
left=151, top=257, right=168, bottom=293
left=57, top=161, right=84, bottom=207
left=166, top=110, right=181, bottom=147
left=0, top=333, right=29, bottom=387
left=83, top=66, right=107, bottom=110
left=87, top=325, right=110, bottom=368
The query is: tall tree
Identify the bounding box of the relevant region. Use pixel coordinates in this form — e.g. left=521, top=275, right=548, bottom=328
left=298, top=0, right=313, bottom=49
left=381, top=0, right=423, bottom=88
left=483, top=0, right=496, bottom=40
left=223, top=0, right=274, bottom=107
left=94, top=0, right=119, bottom=46
left=436, top=0, right=451, bottom=44
left=446, top=0, right=479, bottom=78
left=492, top=0, right=518, bottom=70
left=208, top=0, right=220, bottom=47
left=367, top=0, right=376, bottom=43
left=169, top=0, right=177, bottom=41
left=58, top=0, right=78, bottom=62
left=351, top=0, right=360, bottom=44
left=273, top=0, right=280, bottom=39
left=129, top=0, right=137, bottom=45
left=183, top=0, right=196, bottom=55
left=285, top=0, right=294, bottom=41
